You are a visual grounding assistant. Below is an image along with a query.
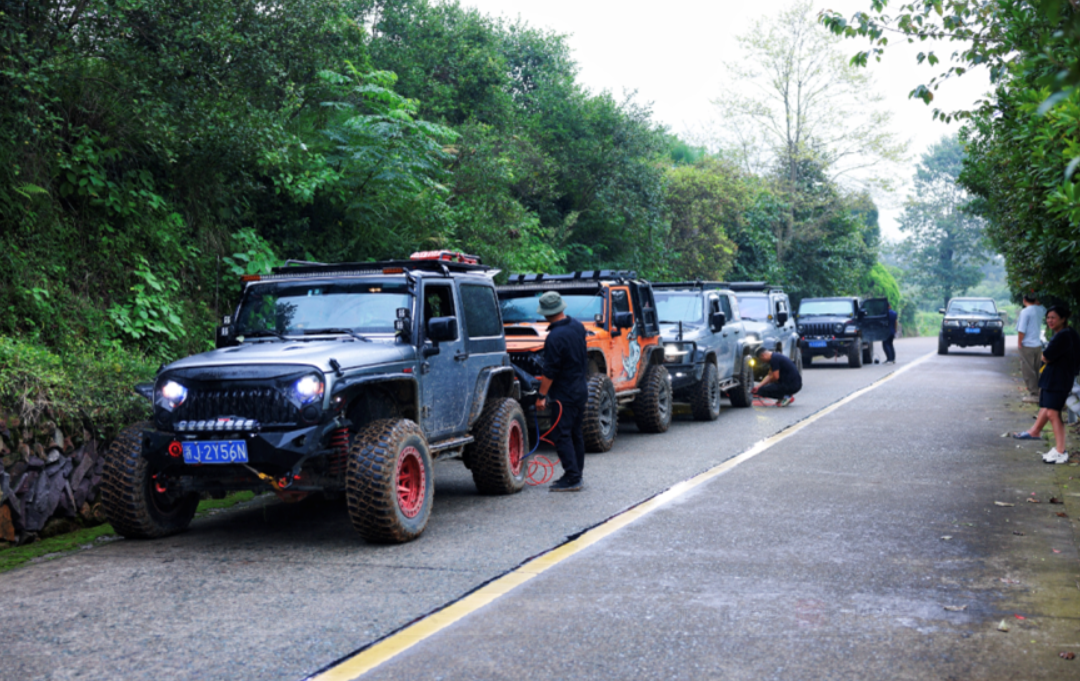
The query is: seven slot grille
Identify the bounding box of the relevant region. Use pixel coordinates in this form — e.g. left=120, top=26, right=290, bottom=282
left=172, top=387, right=299, bottom=426
left=800, top=322, right=841, bottom=336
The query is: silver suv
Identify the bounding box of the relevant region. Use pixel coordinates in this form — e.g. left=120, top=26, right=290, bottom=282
left=730, top=282, right=801, bottom=376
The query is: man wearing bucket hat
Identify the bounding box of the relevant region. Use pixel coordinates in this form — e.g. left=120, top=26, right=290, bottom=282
left=535, top=291, right=589, bottom=491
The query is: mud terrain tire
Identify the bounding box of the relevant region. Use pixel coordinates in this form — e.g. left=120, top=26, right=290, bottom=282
left=347, top=418, right=433, bottom=544
left=729, top=356, right=754, bottom=408
left=633, top=365, right=672, bottom=433
left=863, top=342, right=873, bottom=364
left=584, top=374, right=617, bottom=453
left=690, top=362, right=721, bottom=421
left=466, top=398, right=527, bottom=495
left=848, top=340, right=864, bottom=368
left=101, top=422, right=199, bottom=539
left=802, top=352, right=812, bottom=367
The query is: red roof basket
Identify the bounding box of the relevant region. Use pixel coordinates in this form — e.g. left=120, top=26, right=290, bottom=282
left=410, top=250, right=481, bottom=265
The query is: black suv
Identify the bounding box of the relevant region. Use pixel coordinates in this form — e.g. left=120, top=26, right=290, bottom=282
left=729, top=282, right=800, bottom=377
left=653, top=282, right=761, bottom=420
left=797, top=296, right=891, bottom=367
left=938, top=297, right=1006, bottom=356
left=102, top=252, right=527, bottom=544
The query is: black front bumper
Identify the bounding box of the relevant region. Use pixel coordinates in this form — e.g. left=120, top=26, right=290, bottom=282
left=800, top=337, right=857, bottom=358
left=665, top=361, right=705, bottom=392
left=941, top=328, right=1002, bottom=347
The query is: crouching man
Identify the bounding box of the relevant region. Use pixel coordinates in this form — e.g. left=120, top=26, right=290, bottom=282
left=752, top=346, right=802, bottom=407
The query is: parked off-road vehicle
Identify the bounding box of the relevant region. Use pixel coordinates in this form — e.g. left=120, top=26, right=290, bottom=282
left=796, top=296, right=890, bottom=368
left=729, top=282, right=801, bottom=378
left=938, top=297, right=1006, bottom=356
left=101, top=252, right=527, bottom=545
left=496, top=271, right=670, bottom=452
left=653, top=282, right=761, bottom=420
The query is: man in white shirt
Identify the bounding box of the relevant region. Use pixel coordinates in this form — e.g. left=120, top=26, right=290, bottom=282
left=1017, top=293, right=1046, bottom=402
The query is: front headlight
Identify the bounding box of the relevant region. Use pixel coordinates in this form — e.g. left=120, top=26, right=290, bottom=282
left=159, top=380, right=188, bottom=409
left=944, top=320, right=960, bottom=327
left=293, top=374, right=325, bottom=405
left=834, top=323, right=844, bottom=334
left=664, top=343, right=692, bottom=361
left=844, top=325, right=858, bottom=335
left=988, top=320, right=1003, bottom=327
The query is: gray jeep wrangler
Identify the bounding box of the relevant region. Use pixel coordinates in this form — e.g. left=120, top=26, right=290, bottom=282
left=653, top=282, right=762, bottom=419
left=729, top=282, right=801, bottom=378
left=101, top=252, right=527, bottom=544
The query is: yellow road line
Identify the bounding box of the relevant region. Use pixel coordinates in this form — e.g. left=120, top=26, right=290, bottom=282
left=309, top=352, right=936, bottom=681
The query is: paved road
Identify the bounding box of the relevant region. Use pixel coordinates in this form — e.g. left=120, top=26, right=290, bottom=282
left=2, top=338, right=1077, bottom=680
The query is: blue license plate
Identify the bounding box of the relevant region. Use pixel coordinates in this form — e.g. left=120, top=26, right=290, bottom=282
left=965, top=327, right=980, bottom=334
left=183, top=440, right=249, bottom=464
left=808, top=340, right=827, bottom=348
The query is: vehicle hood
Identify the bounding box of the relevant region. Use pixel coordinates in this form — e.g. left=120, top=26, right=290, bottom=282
left=165, top=339, right=415, bottom=374
left=504, top=322, right=601, bottom=352
left=660, top=322, right=707, bottom=342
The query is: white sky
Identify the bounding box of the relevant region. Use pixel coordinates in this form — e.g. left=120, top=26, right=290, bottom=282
left=462, top=0, right=991, bottom=242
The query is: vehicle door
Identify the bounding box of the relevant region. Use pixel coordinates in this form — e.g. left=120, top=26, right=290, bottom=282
left=860, top=297, right=891, bottom=342
left=419, top=280, right=469, bottom=438
left=773, top=296, right=796, bottom=355
left=459, top=281, right=506, bottom=416
left=609, top=286, right=646, bottom=391
left=711, top=294, right=737, bottom=379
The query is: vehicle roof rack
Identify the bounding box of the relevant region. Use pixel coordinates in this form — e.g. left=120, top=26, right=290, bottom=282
left=725, top=281, right=783, bottom=293
left=268, top=252, right=493, bottom=278
left=504, top=270, right=637, bottom=284
left=652, top=281, right=729, bottom=290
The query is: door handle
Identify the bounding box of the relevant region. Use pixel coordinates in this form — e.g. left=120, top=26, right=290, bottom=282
left=454, top=350, right=469, bottom=362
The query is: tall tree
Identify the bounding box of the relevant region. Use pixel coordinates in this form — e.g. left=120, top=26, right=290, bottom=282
left=897, top=135, right=990, bottom=307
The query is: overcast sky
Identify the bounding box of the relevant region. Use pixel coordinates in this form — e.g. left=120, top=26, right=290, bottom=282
left=462, top=0, right=990, bottom=242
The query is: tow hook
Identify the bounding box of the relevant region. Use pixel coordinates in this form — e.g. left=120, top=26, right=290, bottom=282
left=242, top=464, right=309, bottom=503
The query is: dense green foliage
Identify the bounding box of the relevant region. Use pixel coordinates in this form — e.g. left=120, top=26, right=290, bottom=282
left=2, top=0, right=892, bottom=437
left=822, top=1, right=1080, bottom=305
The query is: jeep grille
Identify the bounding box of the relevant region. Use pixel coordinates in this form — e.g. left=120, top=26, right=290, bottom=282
left=800, top=322, right=841, bottom=336
left=172, top=388, right=299, bottom=427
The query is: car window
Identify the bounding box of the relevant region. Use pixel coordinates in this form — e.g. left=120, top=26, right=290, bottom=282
left=736, top=295, right=770, bottom=320
left=499, top=293, right=604, bottom=323
left=798, top=300, right=855, bottom=317
left=656, top=292, right=704, bottom=324
left=947, top=300, right=997, bottom=315
left=459, top=284, right=502, bottom=338
left=423, top=283, right=458, bottom=340
left=862, top=299, right=889, bottom=316
left=234, top=280, right=411, bottom=336
left=719, top=295, right=733, bottom=320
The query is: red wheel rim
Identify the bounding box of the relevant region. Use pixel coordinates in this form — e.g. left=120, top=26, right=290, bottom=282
left=508, top=420, right=523, bottom=476
left=396, top=446, right=426, bottom=518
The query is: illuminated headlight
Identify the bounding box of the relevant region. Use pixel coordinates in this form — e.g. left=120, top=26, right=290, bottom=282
left=844, top=325, right=858, bottom=335
left=664, top=343, right=692, bottom=361
left=293, top=374, right=324, bottom=405
left=944, top=320, right=960, bottom=327
left=160, top=380, right=188, bottom=409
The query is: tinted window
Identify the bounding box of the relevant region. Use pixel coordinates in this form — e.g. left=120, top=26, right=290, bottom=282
left=423, top=283, right=458, bottom=339
left=612, top=288, right=631, bottom=315
left=719, top=295, right=733, bottom=319
left=862, top=299, right=889, bottom=316
left=460, top=284, right=503, bottom=338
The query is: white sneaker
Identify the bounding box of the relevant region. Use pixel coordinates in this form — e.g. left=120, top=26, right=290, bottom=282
left=1042, top=448, right=1068, bottom=464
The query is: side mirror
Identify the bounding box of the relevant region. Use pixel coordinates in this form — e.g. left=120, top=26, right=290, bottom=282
left=215, top=324, right=235, bottom=349
left=776, top=311, right=789, bottom=325
left=938, top=308, right=946, bottom=314
left=710, top=311, right=726, bottom=332
left=857, top=309, right=866, bottom=319
left=613, top=311, right=634, bottom=329
left=427, top=316, right=458, bottom=343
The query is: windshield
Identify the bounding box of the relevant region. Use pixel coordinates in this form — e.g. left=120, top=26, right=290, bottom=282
left=234, top=279, right=411, bottom=337
left=798, top=300, right=855, bottom=317
left=736, top=295, right=770, bottom=321
left=947, top=299, right=998, bottom=316
left=655, top=293, right=704, bottom=324
left=500, top=293, right=604, bottom=323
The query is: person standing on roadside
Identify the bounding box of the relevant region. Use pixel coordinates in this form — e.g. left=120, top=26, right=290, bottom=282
left=1016, top=293, right=1046, bottom=403
left=883, top=301, right=899, bottom=364
left=1012, top=305, right=1080, bottom=464
left=752, top=346, right=802, bottom=406
left=535, top=291, right=589, bottom=491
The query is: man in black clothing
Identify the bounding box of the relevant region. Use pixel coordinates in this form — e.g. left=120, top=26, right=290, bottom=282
left=752, top=346, right=802, bottom=407
left=535, top=291, right=589, bottom=491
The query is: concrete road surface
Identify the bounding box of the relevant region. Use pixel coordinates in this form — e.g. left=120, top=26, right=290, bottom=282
left=2, top=337, right=1078, bottom=680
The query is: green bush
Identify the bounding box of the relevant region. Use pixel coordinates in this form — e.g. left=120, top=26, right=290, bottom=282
left=0, top=336, right=156, bottom=441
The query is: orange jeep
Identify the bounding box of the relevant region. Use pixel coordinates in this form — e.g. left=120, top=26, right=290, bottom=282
left=496, top=271, right=671, bottom=452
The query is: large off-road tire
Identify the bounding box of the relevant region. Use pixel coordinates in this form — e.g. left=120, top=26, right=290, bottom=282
left=346, top=418, right=433, bottom=544
left=991, top=337, right=1005, bottom=357
left=466, top=397, right=527, bottom=495
left=938, top=335, right=949, bottom=355
left=863, top=342, right=873, bottom=364
left=848, top=340, right=864, bottom=368
left=100, top=422, right=199, bottom=539
left=632, top=365, right=672, bottom=433
left=584, top=374, right=617, bottom=453
left=690, top=362, right=721, bottom=421
left=802, top=352, right=812, bottom=367
left=728, top=356, right=755, bottom=408
left=792, top=347, right=803, bottom=374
